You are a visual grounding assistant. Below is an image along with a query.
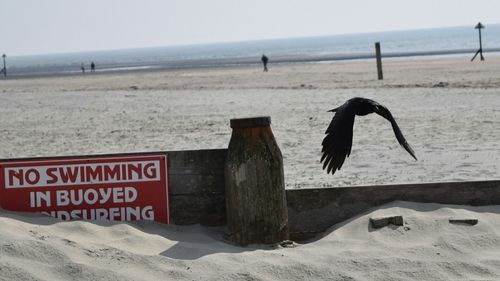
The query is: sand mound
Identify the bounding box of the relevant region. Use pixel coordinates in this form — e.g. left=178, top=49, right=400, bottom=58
left=1, top=201, right=500, bottom=280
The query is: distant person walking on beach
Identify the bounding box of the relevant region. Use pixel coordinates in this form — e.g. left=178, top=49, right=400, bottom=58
left=90, top=61, right=96, bottom=72
left=261, top=54, right=269, bottom=72
left=81, top=63, right=85, bottom=74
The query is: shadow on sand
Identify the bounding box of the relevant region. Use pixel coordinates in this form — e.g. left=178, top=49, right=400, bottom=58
left=0, top=209, right=271, bottom=260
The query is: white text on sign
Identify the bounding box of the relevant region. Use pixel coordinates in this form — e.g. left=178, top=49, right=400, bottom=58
left=5, top=161, right=160, bottom=188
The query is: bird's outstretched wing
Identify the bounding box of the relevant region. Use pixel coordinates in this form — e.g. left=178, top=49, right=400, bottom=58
left=321, top=105, right=355, bottom=174
left=373, top=103, right=417, bottom=160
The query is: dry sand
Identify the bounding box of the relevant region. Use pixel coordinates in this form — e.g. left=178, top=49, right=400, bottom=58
left=1, top=56, right=500, bottom=280
left=0, top=55, right=499, bottom=187
left=1, top=201, right=500, bottom=280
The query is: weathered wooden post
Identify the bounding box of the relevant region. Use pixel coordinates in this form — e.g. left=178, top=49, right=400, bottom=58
left=224, top=116, right=289, bottom=246
left=375, top=42, right=383, bottom=80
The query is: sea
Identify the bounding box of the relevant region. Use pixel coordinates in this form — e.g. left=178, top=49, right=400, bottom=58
left=5, top=24, right=500, bottom=77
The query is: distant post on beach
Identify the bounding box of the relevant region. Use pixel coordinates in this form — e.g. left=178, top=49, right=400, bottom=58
left=471, top=22, right=485, bottom=62
left=1, top=54, right=6, bottom=79
left=375, top=42, right=383, bottom=80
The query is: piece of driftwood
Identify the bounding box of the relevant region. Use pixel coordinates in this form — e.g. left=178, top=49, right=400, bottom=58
left=370, top=216, right=404, bottom=228
left=449, top=219, right=478, bottom=225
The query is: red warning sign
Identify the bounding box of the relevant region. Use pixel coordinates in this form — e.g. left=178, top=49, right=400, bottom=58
left=0, top=154, right=169, bottom=224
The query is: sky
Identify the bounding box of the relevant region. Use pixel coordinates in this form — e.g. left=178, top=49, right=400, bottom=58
left=1, top=0, right=499, bottom=56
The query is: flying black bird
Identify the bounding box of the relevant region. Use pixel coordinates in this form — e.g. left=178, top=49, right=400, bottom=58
left=321, top=97, right=417, bottom=175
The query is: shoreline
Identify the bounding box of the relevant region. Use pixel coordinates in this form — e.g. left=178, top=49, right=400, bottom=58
left=5, top=48, right=500, bottom=80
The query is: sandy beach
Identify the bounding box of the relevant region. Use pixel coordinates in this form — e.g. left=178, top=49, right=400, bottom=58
left=1, top=201, right=500, bottom=280
left=1, top=56, right=500, bottom=280
left=1, top=56, right=499, bottom=188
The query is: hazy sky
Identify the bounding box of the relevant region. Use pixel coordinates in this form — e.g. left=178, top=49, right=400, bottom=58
left=1, top=0, right=499, bottom=56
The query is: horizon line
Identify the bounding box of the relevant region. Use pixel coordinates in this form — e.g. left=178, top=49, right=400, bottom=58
left=6, top=23, right=500, bottom=58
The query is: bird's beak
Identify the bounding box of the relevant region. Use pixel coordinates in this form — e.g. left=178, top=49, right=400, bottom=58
left=327, top=107, right=339, bottom=113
